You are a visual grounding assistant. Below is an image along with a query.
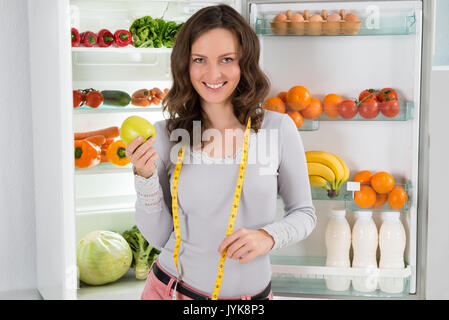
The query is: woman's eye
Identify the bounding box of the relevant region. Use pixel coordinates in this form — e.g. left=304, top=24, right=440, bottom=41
left=223, top=57, right=233, bottom=63
left=193, top=58, right=203, bottom=63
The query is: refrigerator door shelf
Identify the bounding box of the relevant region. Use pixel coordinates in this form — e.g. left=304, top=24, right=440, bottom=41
left=270, top=255, right=411, bottom=298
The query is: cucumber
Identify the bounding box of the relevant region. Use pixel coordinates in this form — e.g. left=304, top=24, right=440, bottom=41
left=101, top=90, right=131, bottom=107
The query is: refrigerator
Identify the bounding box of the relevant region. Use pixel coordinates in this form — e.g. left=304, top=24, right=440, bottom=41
left=27, top=0, right=434, bottom=300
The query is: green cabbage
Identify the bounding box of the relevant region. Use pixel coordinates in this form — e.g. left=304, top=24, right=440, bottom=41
left=77, top=230, right=132, bottom=286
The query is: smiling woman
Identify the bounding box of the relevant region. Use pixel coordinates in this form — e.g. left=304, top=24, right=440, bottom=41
left=128, top=4, right=316, bottom=301
left=163, top=4, right=270, bottom=145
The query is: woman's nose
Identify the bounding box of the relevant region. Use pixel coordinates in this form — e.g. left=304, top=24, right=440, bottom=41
left=205, top=62, right=222, bottom=79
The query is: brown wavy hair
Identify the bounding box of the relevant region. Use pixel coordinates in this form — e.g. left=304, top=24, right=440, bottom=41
left=162, top=4, right=270, bottom=146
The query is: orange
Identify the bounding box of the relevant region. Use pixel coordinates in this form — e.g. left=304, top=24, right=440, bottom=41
left=287, top=111, right=304, bottom=128
left=277, top=91, right=288, bottom=103
left=353, top=170, right=373, bottom=185
left=323, top=93, right=343, bottom=118
left=286, top=86, right=312, bottom=111
left=263, top=96, right=285, bottom=113
left=354, top=185, right=377, bottom=208
left=373, top=192, right=388, bottom=208
left=388, top=186, right=408, bottom=210
left=301, top=97, right=323, bottom=119
left=370, top=172, right=395, bottom=194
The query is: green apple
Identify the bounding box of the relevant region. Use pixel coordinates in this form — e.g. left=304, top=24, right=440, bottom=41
left=120, top=116, right=156, bottom=145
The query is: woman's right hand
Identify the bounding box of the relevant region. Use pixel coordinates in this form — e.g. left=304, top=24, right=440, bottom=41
left=125, top=136, right=158, bottom=179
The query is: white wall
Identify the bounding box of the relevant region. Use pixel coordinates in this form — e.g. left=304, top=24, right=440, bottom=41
left=426, top=68, right=449, bottom=299
left=433, top=0, right=449, bottom=66
left=0, top=0, right=36, bottom=293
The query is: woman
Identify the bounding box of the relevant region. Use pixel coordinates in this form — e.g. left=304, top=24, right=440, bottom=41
left=126, top=4, right=316, bottom=300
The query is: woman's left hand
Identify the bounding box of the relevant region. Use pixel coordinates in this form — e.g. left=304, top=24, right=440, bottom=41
left=217, top=228, right=275, bottom=264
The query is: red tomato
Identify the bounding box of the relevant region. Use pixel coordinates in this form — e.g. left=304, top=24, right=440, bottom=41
left=73, top=90, right=85, bottom=108
left=359, top=89, right=378, bottom=102
left=378, top=88, right=398, bottom=102
left=358, top=99, right=380, bottom=119
left=338, top=100, right=358, bottom=119
left=380, top=100, right=400, bottom=118
left=85, top=91, right=104, bottom=108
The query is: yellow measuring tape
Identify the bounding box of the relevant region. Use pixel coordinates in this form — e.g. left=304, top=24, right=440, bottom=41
left=171, top=117, right=252, bottom=300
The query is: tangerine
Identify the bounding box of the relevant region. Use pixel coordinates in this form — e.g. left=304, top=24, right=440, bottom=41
left=353, top=170, right=373, bottom=185
left=286, top=86, right=312, bottom=111
left=388, top=186, right=408, bottom=210
left=373, top=192, right=388, bottom=208
left=263, top=96, right=285, bottom=113
left=323, top=93, right=343, bottom=118
left=354, top=185, right=377, bottom=208
left=370, top=172, right=395, bottom=194
left=287, top=111, right=304, bottom=128
left=277, top=91, right=288, bottom=103
left=301, top=97, right=323, bottom=119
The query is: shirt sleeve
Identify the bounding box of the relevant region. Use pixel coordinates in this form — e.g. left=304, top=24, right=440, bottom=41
left=261, top=114, right=317, bottom=250
left=133, top=124, right=174, bottom=250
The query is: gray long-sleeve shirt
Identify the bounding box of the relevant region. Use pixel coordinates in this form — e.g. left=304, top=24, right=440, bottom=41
left=134, top=110, right=316, bottom=297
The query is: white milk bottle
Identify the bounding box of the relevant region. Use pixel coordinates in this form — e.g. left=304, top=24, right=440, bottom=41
left=351, top=211, right=378, bottom=292
left=325, top=209, right=351, bottom=291
left=379, top=212, right=406, bottom=294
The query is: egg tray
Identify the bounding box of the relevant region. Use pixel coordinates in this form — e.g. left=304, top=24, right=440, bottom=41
left=270, top=9, right=361, bottom=36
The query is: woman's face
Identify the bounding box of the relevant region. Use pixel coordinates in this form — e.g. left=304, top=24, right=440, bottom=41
left=189, top=28, right=241, bottom=108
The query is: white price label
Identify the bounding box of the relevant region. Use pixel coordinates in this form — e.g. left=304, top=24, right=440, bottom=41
left=346, top=181, right=361, bottom=192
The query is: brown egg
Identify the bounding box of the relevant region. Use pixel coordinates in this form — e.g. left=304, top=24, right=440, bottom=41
left=309, top=14, right=323, bottom=22
left=345, top=13, right=359, bottom=21
left=273, top=13, right=287, bottom=22
left=291, top=13, right=305, bottom=22
left=327, top=13, right=342, bottom=22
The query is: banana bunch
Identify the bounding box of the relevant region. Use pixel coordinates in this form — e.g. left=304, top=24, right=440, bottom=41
left=306, top=151, right=350, bottom=198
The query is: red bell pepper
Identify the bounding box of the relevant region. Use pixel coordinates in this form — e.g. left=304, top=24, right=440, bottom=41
left=71, top=28, right=81, bottom=47
left=81, top=31, right=97, bottom=47
left=97, top=29, right=114, bottom=47
left=114, top=30, right=132, bottom=47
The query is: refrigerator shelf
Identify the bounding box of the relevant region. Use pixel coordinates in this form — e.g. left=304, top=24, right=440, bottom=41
left=298, top=118, right=319, bottom=131
left=74, top=105, right=164, bottom=114
left=72, top=47, right=172, bottom=54
left=77, top=269, right=146, bottom=300
left=75, top=162, right=133, bottom=175
left=318, top=101, right=414, bottom=122
left=345, top=180, right=412, bottom=213
left=270, top=255, right=411, bottom=298
left=255, top=13, right=416, bottom=37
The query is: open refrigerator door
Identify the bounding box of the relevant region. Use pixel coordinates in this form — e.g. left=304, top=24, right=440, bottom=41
left=246, top=0, right=427, bottom=299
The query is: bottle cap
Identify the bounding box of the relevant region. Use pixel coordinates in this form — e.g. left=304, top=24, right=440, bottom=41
left=354, top=210, right=373, bottom=217
left=381, top=211, right=400, bottom=220
left=330, top=208, right=346, bottom=217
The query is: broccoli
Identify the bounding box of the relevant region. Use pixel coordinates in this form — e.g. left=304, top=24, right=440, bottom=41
left=122, top=225, right=160, bottom=280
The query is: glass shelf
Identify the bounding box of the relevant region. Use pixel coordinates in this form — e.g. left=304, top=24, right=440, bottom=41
left=345, top=181, right=412, bottom=213
left=299, top=119, right=320, bottom=131
left=318, top=101, right=414, bottom=122
left=279, top=180, right=412, bottom=213
left=310, top=182, right=348, bottom=201
left=256, top=13, right=416, bottom=37
left=74, top=104, right=163, bottom=114
left=270, top=255, right=411, bottom=298
left=72, top=47, right=173, bottom=54
left=75, top=162, right=133, bottom=175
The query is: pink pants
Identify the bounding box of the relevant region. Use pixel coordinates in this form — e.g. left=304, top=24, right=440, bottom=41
left=141, top=260, right=273, bottom=300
